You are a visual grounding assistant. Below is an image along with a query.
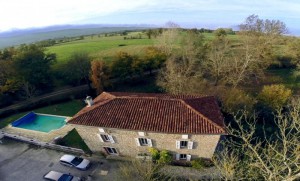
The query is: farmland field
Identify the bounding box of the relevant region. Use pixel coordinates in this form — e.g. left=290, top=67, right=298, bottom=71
left=47, top=32, right=157, bottom=66
left=47, top=31, right=240, bottom=66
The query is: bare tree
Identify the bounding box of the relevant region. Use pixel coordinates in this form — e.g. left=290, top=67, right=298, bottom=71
left=118, top=159, right=166, bottom=181
left=214, top=97, right=300, bottom=180
left=156, top=22, right=180, bottom=56
left=225, top=15, right=287, bottom=87
left=157, top=30, right=208, bottom=94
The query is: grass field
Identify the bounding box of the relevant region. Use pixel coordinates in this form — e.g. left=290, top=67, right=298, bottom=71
left=47, top=31, right=240, bottom=67
left=0, top=99, right=85, bottom=129
left=47, top=32, right=156, bottom=67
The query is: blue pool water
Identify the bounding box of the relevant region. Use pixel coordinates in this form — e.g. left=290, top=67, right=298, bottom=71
left=12, top=112, right=66, bottom=133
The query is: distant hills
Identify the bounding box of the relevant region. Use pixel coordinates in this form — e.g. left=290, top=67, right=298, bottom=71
left=0, top=24, right=154, bottom=49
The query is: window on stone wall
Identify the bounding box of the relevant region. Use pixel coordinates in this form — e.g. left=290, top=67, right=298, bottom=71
left=135, top=138, right=153, bottom=147
left=175, top=153, right=192, bottom=161
left=176, top=140, right=194, bottom=149
left=97, top=134, right=115, bottom=143
left=180, top=141, right=188, bottom=148
left=104, top=147, right=118, bottom=155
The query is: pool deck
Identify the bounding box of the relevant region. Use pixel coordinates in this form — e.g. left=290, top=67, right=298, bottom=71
left=2, top=118, right=74, bottom=142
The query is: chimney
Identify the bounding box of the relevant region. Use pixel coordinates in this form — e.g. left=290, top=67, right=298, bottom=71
left=85, top=96, right=94, bottom=107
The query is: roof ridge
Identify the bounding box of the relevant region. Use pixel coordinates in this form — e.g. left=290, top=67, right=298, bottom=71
left=179, top=99, right=225, bottom=132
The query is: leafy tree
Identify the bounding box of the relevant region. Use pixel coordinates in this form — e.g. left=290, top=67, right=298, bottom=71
left=90, top=60, right=110, bottom=94
left=13, top=44, right=56, bottom=90
left=61, top=52, right=91, bottom=87
left=143, top=47, right=166, bottom=75
left=258, top=84, right=292, bottom=110
left=214, top=28, right=227, bottom=38
left=111, top=52, right=138, bottom=80
left=286, top=39, right=300, bottom=66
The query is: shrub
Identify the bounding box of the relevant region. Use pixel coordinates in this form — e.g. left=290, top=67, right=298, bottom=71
left=191, top=158, right=214, bottom=170
left=148, top=148, right=172, bottom=164
left=149, top=147, right=160, bottom=161
left=258, top=84, right=292, bottom=110
left=157, top=150, right=172, bottom=164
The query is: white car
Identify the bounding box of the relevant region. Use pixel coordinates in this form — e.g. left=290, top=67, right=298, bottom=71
left=43, top=171, right=82, bottom=181
left=59, top=154, right=91, bottom=170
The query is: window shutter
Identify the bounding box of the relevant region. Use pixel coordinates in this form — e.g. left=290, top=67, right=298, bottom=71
left=135, top=138, right=141, bottom=146
left=176, top=141, right=180, bottom=149
left=186, top=154, right=192, bottom=161
left=188, top=141, right=194, bottom=149
left=108, top=135, right=115, bottom=144
left=147, top=139, right=152, bottom=147
left=175, top=154, right=180, bottom=160
left=97, top=134, right=104, bottom=142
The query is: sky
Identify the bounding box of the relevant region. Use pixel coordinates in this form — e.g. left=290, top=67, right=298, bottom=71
left=1, top=0, right=300, bottom=34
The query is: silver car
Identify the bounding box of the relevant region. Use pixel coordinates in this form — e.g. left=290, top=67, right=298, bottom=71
left=43, top=171, right=82, bottom=181
left=59, top=154, right=91, bottom=170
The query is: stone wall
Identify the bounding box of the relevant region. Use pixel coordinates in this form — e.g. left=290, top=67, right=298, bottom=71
left=73, top=124, right=221, bottom=160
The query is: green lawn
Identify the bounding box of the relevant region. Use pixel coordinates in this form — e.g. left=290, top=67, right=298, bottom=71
left=60, top=128, right=92, bottom=154
left=47, top=33, right=156, bottom=67
left=47, top=31, right=240, bottom=68
left=0, top=99, right=85, bottom=129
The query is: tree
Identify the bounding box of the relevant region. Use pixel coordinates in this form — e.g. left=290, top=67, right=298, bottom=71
left=61, top=52, right=91, bottom=87
left=214, top=28, right=227, bottom=38
left=143, top=47, right=166, bottom=75
left=157, top=28, right=208, bottom=94
left=286, top=39, right=300, bottom=66
left=13, top=44, right=56, bottom=90
left=90, top=60, right=110, bottom=94
left=118, top=159, right=165, bottom=181
left=214, top=98, right=300, bottom=180
left=204, top=33, right=232, bottom=86
left=156, top=22, right=180, bottom=56
left=145, top=29, right=153, bottom=39
left=258, top=84, right=292, bottom=110
left=225, top=15, right=287, bottom=87
left=111, top=52, right=140, bottom=80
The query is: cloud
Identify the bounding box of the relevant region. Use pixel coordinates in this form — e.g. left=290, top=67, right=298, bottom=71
left=1, top=0, right=300, bottom=33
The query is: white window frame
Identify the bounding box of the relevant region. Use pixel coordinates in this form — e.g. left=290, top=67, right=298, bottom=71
left=135, top=138, right=152, bottom=147
left=104, top=147, right=118, bottom=155
left=180, top=154, right=187, bottom=160
left=97, top=134, right=115, bottom=143
left=175, top=154, right=192, bottom=161
left=176, top=140, right=193, bottom=149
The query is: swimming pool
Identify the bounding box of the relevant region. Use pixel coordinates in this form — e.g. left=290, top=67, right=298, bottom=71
left=11, top=112, right=67, bottom=133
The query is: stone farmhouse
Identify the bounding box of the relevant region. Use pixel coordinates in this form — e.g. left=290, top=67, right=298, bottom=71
left=68, top=92, right=226, bottom=161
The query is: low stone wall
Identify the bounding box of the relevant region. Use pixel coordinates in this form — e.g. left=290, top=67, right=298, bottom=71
left=2, top=123, right=75, bottom=142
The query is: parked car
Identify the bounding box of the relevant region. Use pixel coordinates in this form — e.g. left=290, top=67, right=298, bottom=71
left=43, top=170, right=82, bottom=181
left=59, top=154, right=91, bottom=170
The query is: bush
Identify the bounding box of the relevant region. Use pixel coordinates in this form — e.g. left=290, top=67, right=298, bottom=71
left=191, top=158, right=214, bottom=170
left=148, top=148, right=172, bottom=164
left=157, top=150, right=172, bottom=164
left=258, top=84, right=292, bottom=110
left=149, top=147, right=160, bottom=161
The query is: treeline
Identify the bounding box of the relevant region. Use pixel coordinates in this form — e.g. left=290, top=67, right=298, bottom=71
left=0, top=45, right=56, bottom=106
left=0, top=44, right=166, bottom=108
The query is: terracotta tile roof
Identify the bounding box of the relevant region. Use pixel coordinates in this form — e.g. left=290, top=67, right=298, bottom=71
left=68, top=92, right=226, bottom=134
